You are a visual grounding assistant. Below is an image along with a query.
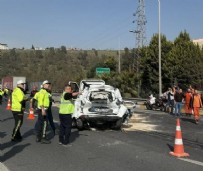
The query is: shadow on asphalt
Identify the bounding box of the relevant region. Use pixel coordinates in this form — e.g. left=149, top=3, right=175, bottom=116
left=70, top=130, right=80, bottom=143
left=181, top=118, right=196, bottom=124
left=0, top=129, right=34, bottom=152
left=0, top=143, right=30, bottom=162
left=23, top=129, right=36, bottom=139
left=167, top=143, right=174, bottom=152
left=0, top=117, right=13, bottom=123
left=0, top=129, right=33, bottom=162
left=0, top=131, right=7, bottom=139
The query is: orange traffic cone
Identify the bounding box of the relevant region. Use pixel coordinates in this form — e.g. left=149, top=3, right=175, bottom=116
left=27, top=108, right=35, bottom=120
left=169, top=118, right=189, bottom=157
left=6, top=98, right=11, bottom=110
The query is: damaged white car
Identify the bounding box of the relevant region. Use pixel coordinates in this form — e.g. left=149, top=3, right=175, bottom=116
left=70, top=80, right=131, bottom=130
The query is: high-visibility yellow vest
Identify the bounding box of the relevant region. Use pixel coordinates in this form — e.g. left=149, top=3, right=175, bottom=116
left=0, top=90, right=4, bottom=96
left=11, top=87, right=26, bottom=112
left=59, top=92, right=74, bottom=114
left=4, top=88, right=8, bottom=94
left=33, top=91, right=39, bottom=101
left=37, top=88, right=50, bottom=108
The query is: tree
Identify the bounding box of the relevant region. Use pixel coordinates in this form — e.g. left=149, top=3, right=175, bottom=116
left=169, top=31, right=203, bottom=90
left=140, top=34, right=173, bottom=96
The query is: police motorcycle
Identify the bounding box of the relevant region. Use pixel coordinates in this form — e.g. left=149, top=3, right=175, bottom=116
left=145, top=94, right=166, bottom=111
left=145, top=94, right=156, bottom=110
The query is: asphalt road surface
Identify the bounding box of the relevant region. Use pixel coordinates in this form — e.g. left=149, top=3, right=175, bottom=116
left=1, top=102, right=203, bottom=171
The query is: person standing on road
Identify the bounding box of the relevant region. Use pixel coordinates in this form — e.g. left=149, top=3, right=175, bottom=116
left=11, top=80, right=27, bottom=142
left=46, top=85, right=56, bottom=136
left=184, top=89, right=192, bottom=117
left=190, top=89, right=202, bottom=124
left=3, top=87, right=9, bottom=101
left=35, top=80, right=51, bottom=144
left=167, top=88, right=175, bottom=114
left=30, top=86, right=38, bottom=98
left=0, top=87, right=4, bottom=105
left=59, top=84, right=80, bottom=147
left=174, top=88, right=184, bottom=117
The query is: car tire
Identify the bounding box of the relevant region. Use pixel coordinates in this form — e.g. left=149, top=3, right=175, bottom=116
left=76, top=118, right=84, bottom=130
left=146, top=103, right=152, bottom=110
left=72, top=119, right=77, bottom=128
left=114, top=119, right=122, bottom=130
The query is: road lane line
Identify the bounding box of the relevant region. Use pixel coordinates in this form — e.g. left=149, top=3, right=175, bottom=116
left=0, top=162, right=9, bottom=171
left=178, top=158, right=203, bottom=167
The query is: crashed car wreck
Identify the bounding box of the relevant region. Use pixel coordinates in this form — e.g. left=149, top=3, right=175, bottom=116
left=71, top=80, right=130, bottom=130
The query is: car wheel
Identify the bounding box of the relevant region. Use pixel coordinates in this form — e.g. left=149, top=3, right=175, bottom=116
left=72, top=119, right=77, bottom=128
left=114, top=119, right=122, bottom=130
left=76, top=118, right=84, bottom=130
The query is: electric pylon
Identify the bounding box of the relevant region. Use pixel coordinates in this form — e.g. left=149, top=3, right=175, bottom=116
left=130, top=0, right=147, bottom=97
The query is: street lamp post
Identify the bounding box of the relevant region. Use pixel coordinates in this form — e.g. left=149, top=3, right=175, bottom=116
left=129, top=30, right=140, bottom=97
left=158, top=0, right=162, bottom=96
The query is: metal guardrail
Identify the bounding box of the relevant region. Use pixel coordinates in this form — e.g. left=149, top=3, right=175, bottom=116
left=123, top=98, right=147, bottom=105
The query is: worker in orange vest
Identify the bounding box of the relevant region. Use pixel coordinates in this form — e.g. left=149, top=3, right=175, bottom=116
left=184, top=89, right=192, bottom=116
left=190, top=89, right=202, bottom=124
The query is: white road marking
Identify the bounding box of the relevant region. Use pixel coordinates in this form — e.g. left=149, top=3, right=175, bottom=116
left=99, top=140, right=124, bottom=147
left=0, top=162, right=9, bottom=171
left=178, top=158, right=203, bottom=167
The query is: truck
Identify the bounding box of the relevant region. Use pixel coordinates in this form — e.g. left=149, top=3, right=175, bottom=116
left=1, top=76, right=26, bottom=90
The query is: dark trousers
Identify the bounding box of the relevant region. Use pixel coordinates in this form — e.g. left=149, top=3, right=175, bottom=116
left=59, top=114, right=72, bottom=145
left=12, top=111, right=24, bottom=140
left=0, top=95, right=2, bottom=104
left=36, top=109, right=48, bottom=139
left=167, top=100, right=174, bottom=114
left=47, top=107, right=55, bottom=133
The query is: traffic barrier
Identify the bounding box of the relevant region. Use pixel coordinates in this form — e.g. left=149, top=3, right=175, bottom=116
left=169, top=118, right=189, bottom=157
left=6, top=98, right=11, bottom=110
left=27, top=108, right=35, bottom=120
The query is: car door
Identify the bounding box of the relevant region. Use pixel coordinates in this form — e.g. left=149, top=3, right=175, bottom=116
left=68, top=81, right=79, bottom=99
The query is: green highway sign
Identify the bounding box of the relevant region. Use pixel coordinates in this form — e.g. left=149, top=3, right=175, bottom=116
left=96, top=67, right=110, bottom=74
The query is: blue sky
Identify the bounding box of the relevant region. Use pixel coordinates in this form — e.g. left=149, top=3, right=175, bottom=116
left=0, top=0, right=203, bottom=50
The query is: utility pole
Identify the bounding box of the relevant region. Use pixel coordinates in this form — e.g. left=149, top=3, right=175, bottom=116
left=130, top=0, right=147, bottom=97
left=158, top=0, right=162, bottom=96
left=118, top=38, right=121, bottom=73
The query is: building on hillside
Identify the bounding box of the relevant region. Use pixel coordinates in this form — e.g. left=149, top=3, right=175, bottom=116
left=0, top=43, right=9, bottom=50
left=192, top=39, right=203, bottom=48
left=34, top=47, right=45, bottom=50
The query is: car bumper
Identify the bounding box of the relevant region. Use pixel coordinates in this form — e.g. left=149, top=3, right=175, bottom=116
left=79, top=114, right=121, bottom=123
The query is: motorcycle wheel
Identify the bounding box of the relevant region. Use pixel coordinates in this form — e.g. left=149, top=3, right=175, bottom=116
left=146, top=103, right=151, bottom=110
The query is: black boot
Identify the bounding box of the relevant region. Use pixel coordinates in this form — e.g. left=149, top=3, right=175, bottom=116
left=41, top=138, right=51, bottom=144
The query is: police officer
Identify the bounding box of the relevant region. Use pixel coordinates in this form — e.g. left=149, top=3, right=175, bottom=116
left=11, top=80, right=27, bottom=142
left=36, top=80, right=51, bottom=144
left=59, top=84, right=80, bottom=146
left=30, top=86, right=38, bottom=98
left=0, top=87, right=4, bottom=105
left=46, top=84, right=56, bottom=135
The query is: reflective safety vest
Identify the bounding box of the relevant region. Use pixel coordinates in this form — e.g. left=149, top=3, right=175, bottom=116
left=59, top=92, right=74, bottom=114
left=32, top=91, right=40, bottom=108
left=0, top=89, right=4, bottom=96
left=33, top=91, right=40, bottom=101
left=11, top=87, right=26, bottom=112
left=4, top=88, right=9, bottom=94
left=37, top=88, right=50, bottom=109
